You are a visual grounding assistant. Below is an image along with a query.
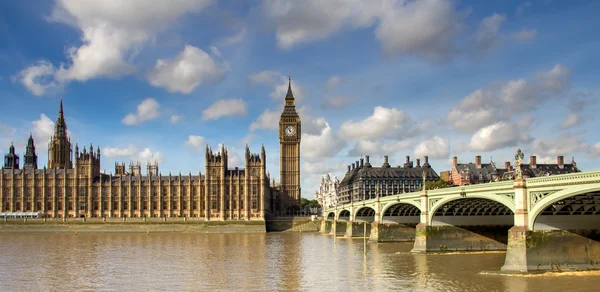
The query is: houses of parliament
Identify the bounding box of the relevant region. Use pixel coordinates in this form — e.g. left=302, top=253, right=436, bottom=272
left=0, top=79, right=302, bottom=220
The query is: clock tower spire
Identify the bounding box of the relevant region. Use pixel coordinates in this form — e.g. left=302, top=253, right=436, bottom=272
left=279, top=76, right=301, bottom=211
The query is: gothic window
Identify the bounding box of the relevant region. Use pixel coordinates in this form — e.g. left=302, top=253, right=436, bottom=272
left=46, top=202, right=52, bottom=211
left=114, top=202, right=118, bottom=210
left=251, top=184, right=258, bottom=210
left=68, top=202, right=72, bottom=211
left=163, top=201, right=167, bottom=210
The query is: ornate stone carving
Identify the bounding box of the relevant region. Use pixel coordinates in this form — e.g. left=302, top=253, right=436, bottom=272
left=530, top=191, right=558, bottom=206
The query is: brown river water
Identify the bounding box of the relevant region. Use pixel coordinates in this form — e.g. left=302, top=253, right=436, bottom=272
left=0, top=232, right=599, bottom=291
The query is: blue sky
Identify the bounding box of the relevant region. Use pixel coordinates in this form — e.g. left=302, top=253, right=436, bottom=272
left=1, top=0, right=599, bottom=198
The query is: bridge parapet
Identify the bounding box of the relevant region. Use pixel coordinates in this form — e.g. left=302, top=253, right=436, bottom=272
left=526, top=170, right=600, bottom=188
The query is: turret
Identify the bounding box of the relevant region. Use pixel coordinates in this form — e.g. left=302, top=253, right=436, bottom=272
left=3, top=143, right=19, bottom=169
left=23, top=134, right=38, bottom=169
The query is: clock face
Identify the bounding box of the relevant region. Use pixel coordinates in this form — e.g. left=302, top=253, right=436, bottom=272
left=285, top=125, right=296, bottom=137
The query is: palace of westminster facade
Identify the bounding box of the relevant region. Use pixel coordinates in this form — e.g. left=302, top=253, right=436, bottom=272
left=0, top=80, right=302, bottom=220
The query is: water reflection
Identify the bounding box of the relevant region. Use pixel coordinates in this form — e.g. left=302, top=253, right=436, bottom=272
left=0, top=233, right=599, bottom=291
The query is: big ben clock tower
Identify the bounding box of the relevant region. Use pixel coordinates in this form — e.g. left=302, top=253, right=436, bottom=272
left=279, top=76, right=301, bottom=210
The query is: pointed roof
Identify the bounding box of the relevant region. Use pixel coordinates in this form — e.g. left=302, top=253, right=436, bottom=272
left=54, top=98, right=67, bottom=136
left=285, top=76, right=294, bottom=100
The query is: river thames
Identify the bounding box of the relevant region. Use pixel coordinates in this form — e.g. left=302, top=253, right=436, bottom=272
left=1, top=232, right=599, bottom=291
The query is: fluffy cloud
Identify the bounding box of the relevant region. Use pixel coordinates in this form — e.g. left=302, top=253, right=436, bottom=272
left=185, top=135, right=208, bottom=152
left=248, top=70, right=281, bottom=86
left=474, top=14, right=506, bottom=52
left=511, top=28, right=537, bottom=41
left=137, top=148, right=164, bottom=165
left=201, top=98, right=247, bottom=121
left=516, top=1, right=532, bottom=16
left=561, top=113, right=580, bottom=129
left=531, top=135, right=589, bottom=157
left=170, top=115, right=182, bottom=124
left=102, top=145, right=139, bottom=158
left=263, top=0, right=467, bottom=61
left=248, top=70, right=304, bottom=102
left=301, top=119, right=346, bottom=161
left=448, top=64, right=571, bottom=133
left=14, top=61, right=62, bottom=96
left=348, top=140, right=382, bottom=157
left=148, top=45, right=226, bottom=94
left=340, top=106, right=413, bottom=141
left=32, top=113, right=55, bottom=145
left=17, top=0, right=211, bottom=94
left=469, top=121, right=532, bottom=152
left=249, top=109, right=280, bottom=131
left=122, top=98, right=160, bottom=125
left=414, top=136, right=450, bottom=159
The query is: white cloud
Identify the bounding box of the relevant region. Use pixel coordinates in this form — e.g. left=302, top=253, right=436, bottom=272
left=263, top=0, right=465, bottom=62
left=561, top=113, right=580, bottom=129
left=102, top=145, right=139, bottom=158
left=511, top=28, right=537, bottom=41
left=170, top=115, right=182, bottom=124
left=414, top=136, right=450, bottom=159
left=348, top=140, right=381, bottom=157
left=122, top=98, right=160, bottom=125
left=15, top=61, right=62, bottom=96
left=474, top=13, right=506, bottom=52
left=269, top=77, right=304, bottom=102
left=248, top=70, right=281, bottom=86
left=32, top=113, right=55, bottom=145
left=47, top=0, right=211, bottom=83
left=249, top=109, right=280, bottom=131
left=340, top=106, right=413, bottom=141
left=531, top=135, right=589, bottom=157
left=215, top=27, right=247, bottom=47
left=185, top=135, right=207, bottom=152
left=447, top=64, right=572, bottom=134
left=321, top=96, right=354, bottom=109
left=201, top=98, right=247, bottom=121
left=148, top=45, right=226, bottom=94
left=301, top=119, right=346, bottom=161
left=326, top=75, right=341, bottom=91
left=589, top=142, right=600, bottom=158
left=469, top=121, right=532, bottom=152
left=137, top=148, right=164, bottom=165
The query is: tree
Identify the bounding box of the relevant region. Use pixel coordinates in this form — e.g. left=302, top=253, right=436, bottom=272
left=420, top=179, right=452, bottom=191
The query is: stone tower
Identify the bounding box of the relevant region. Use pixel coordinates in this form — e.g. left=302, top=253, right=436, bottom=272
left=48, top=99, right=73, bottom=169
left=3, top=143, right=19, bottom=169
left=75, top=143, right=101, bottom=178
left=279, top=77, right=301, bottom=210
left=23, top=134, right=38, bottom=169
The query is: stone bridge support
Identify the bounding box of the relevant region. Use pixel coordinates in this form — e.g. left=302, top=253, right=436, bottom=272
left=502, top=179, right=600, bottom=272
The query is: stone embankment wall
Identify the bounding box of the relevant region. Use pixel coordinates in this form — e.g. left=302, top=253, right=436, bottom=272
left=265, top=217, right=321, bottom=232
left=0, top=218, right=266, bottom=233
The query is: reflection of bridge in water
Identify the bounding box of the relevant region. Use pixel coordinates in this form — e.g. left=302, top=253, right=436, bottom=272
left=322, top=171, right=600, bottom=272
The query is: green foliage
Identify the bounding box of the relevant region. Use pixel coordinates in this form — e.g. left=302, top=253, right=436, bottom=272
left=420, top=179, right=452, bottom=191
left=299, top=198, right=322, bottom=209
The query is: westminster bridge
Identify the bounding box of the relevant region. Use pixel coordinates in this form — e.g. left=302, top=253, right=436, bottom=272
left=322, top=170, right=600, bottom=272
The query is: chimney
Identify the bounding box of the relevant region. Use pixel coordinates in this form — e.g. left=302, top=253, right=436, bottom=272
left=557, top=156, right=564, bottom=169
left=352, top=163, right=355, bottom=171
left=405, top=156, right=410, bottom=164
left=475, top=156, right=481, bottom=168
left=347, top=165, right=351, bottom=172
left=425, top=156, right=429, bottom=164
left=504, top=161, right=510, bottom=170
left=452, top=156, right=457, bottom=166
left=356, top=160, right=360, bottom=169
left=384, top=156, right=389, bottom=164
left=530, top=156, right=537, bottom=168
left=416, top=158, right=421, bottom=167
left=360, top=158, right=364, bottom=167
left=366, top=155, right=370, bottom=164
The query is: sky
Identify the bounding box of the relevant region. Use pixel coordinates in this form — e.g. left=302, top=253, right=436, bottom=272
left=1, top=0, right=599, bottom=199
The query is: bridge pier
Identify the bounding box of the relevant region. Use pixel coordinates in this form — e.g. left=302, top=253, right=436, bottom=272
left=344, top=221, right=371, bottom=238
left=330, top=220, right=346, bottom=236
left=412, top=223, right=510, bottom=252
left=502, top=227, right=600, bottom=272
left=321, top=220, right=332, bottom=234
left=370, top=222, right=416, bottom=242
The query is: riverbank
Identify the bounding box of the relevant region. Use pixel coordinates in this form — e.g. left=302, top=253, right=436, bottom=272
left=0, top=218, right=266, bottom=233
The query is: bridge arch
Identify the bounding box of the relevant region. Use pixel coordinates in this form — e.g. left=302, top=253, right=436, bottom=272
left=528, top=184, right=600, bottom=229
left=326, top=212, right=336, bottom=221
left=429, top=195, right=515, bottom=226
left=381, top=202, right=421, bottom=224
left=338, top=209, right=351, bottom=221
left=353, top=206, right=376, bottom=222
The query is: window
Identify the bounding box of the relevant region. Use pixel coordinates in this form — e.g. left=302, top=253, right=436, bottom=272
left=46, top=202, right=52, bottom=211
